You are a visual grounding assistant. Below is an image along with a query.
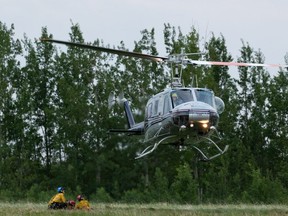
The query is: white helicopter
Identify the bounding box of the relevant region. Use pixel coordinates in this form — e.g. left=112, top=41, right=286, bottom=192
left=41, top=38, right=287, bottom=161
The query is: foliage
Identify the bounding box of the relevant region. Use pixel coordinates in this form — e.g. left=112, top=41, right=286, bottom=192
left=170, top=163, right=198, bottom=203
left=90, top=187, right=113, bottom=203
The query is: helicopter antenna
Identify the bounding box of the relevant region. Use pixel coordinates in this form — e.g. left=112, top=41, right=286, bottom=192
left=190, top=67, right=198, bottom=88
left=191, top=70, right=194, bottom=87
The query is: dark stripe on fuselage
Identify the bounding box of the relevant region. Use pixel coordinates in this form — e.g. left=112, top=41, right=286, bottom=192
left=144, top=113, right=174, bottom=143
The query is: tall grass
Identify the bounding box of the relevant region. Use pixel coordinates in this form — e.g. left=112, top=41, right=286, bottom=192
left=0, top=202, right=287, bottom=215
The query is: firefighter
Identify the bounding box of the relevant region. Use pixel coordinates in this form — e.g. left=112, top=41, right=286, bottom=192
left=75, top=194, right=90, bottom=210
left=48, top=187, right=67, bottom=209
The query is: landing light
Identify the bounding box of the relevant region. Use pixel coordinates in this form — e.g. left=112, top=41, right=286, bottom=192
left=199, top=120, right=209, bottom=124
left=202, top=123, right=208, bottom=128
left=190, top=123, right=194, bottom=128
left=180, top=125, right=186, bottom=131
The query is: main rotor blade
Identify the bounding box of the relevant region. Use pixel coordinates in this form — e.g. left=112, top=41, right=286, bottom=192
left=189, top=60, right=288, bottom=68
left=41, top=38, right=167, bottom=62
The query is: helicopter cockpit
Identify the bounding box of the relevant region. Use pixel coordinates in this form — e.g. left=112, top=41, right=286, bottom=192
left=170, top=88, right=224, bottom=114
left=194, top=88, right=215, bottom=107
left=171, top=89, right=194, bottom=107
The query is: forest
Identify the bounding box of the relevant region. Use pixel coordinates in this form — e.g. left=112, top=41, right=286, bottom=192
left=0, top=21, right=288, bottom=204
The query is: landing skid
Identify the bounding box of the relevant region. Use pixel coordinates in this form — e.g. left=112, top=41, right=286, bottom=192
left=193, top=137, right=229, bottom=161
left=193, top=126, right=229, bottom=161
left=135, top=135, right=176, bottom=159
left=135, top=126, right=229, bottom=160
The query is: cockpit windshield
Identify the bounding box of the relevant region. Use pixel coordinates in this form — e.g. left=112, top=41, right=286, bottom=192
left=195, top=89, right=215, bottom=107
left=171, top=89, right=194, bottom=107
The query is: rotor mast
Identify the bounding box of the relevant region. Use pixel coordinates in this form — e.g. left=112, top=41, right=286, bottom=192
left=169, top=48, right=197, bottom=88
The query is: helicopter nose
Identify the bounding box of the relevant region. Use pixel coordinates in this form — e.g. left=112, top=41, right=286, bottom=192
left=189, top=109, right=219, bottom=130
left=189, top=109, right=218, bottom=124
left=172, top=107, right=219, bottom=134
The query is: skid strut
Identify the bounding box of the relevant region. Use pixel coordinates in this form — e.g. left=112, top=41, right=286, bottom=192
left=135, top=135, right=175, bottom=159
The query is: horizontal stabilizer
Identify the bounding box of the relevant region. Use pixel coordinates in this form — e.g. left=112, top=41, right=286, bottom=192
left=109, top=122, right=144, bottom=135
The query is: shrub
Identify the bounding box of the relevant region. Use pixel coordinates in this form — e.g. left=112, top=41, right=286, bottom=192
left=90, top=187, right=113, bottom=203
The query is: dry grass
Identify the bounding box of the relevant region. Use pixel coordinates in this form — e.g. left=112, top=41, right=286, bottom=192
left=0, top=202, right=288, bottom=215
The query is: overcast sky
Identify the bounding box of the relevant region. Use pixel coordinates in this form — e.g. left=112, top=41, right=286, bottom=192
left=1, top=0, right=288, bottom=73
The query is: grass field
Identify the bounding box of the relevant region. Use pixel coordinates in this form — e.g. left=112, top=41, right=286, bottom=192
left=0, top=202, right=288, bottom=216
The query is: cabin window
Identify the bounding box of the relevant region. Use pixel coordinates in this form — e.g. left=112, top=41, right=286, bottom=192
left=152, top=100, right=159, bottom=116
left=146, top=103, right=152, bottom=118
left=163, top=94, right=171, bottom=114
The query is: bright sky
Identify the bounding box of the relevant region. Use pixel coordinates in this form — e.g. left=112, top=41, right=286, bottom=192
left=1, top=0, right=288, bottom=73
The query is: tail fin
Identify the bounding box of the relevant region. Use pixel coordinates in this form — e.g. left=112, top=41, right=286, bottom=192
left=109, top=100, right=144, bottom=135
left=124, top=100, right=135, bottom=128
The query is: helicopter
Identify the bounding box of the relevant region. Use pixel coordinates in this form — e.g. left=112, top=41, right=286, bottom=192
left=41, top=38, right=287, bottom=161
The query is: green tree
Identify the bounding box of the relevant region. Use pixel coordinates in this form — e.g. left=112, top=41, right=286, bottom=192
left=148, top=168, right=170, bottom=202
left=171, top=163, right=198, bottom=203
left=233, top=41, right=259, bottom=192
left=247, top=168, right=286, bottom=203
left=266, top=70, right=288, bottom=188
left=0, top=22, right=23, bottom=195
left=21, top=27, right=58, bottom=182
left=52, top=23, right=102, bottom=194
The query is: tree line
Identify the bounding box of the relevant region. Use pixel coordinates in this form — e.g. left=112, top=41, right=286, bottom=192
left=0, top=21, right=288, bottom=203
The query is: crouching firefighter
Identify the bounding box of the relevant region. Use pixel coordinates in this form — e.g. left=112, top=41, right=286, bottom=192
left=76, top=194, right=90, bottom=210
left=48, top=187, right=67, bottom=209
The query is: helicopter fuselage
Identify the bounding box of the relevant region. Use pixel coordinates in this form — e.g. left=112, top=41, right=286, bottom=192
left=143, top=87, right=222, bottom=146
